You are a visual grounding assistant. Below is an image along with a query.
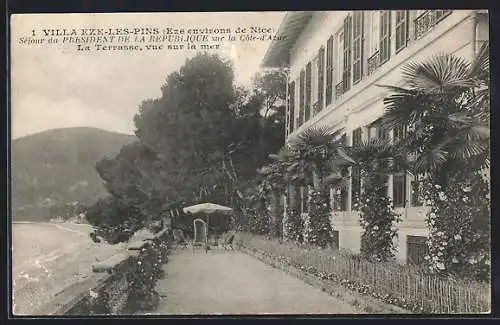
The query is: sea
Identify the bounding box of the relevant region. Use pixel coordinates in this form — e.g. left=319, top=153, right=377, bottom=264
left=11, top=222, right=125, bottom=315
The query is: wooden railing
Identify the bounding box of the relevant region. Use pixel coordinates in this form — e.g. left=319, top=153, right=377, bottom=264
left=33, top=229, right=172, bottom=316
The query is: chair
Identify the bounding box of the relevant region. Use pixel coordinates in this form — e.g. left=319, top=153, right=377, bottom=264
left=222, top=232, right=235, bottom=250
left=172, top=229, right=189, bottom=249
left=193, top=219, right=209, bottom=253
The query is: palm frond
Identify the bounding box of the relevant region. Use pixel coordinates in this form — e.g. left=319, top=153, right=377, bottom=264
left=379, top=88, right=432, bottom=130
left=293, top=125, right=337, bottom=149
left=412, top=146, right=448, bottom=174
left=469, top=42, right=489, bottom=84
left=447, top=137, right=489, bottom=161
left=401, top=53, right=474, bottom=93
left=335, top=147, right=356, bottom=165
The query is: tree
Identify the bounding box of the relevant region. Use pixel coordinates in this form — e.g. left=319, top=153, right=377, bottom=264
left=291, top=126, right=354, bottom=247
left=379, top=43, right=490, bottom=182
left=350, top=137, right=403, bottom=262
left=378, top=43, right=490, bottom=278
left=89, top=54, right=287, bottom=242
left=258, top=126, right=353, bottom=246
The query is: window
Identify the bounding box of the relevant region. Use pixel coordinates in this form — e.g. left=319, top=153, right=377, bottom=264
left=379, top=11, right=391, bottom=64
left=289, top=81, right=295, bottom=134
left=352, top=11, right=364, bottom=84
left=325, top=36, right=334, bottom=106
left=393, top=123, right=407, bottom=143
left=369, top=119, right=389, bottom=140
left=336, top=30, right=344, bottom=96
left=367, top=11, right=381, bottom=75
left=435, top=10, right=451, bottom=21
left=378, top=124, right=390, bottom=140
left=300, top=186, right=306, bottom=214
left=351, top=166, right=361, bottom=209
left=411, top=179, right=421, bottom=206
left=369, top=11, right=380, bottom=55
left=299, top=70, right=305, bottom=126
left=407, top=235, right=429, bottom=265
left=318, top=46, right=325, bottom=111
left=352, top=127, right=363, bottom=147
left=410, top=173, right=425, bottom=206
left=305, top=62, right=312, bottom=122
left=294, top=80, right=299, bottom=128
left=332, top=186, right=348, bottom=211
left=393, top=174, right=406, bottom=208
left=331, top=230, right=340, bottom=249
left=395, top=10, right=409, bottom=52
left=311, top=55, right=319, bottom=109
left=343, top=15, right=353, bottom=92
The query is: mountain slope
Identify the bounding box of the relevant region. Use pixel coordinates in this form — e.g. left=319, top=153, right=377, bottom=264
left=11, top=127, right=137, bottom=221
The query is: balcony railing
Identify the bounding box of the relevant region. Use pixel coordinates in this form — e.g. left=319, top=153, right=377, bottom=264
left=367, top=51, right=380, bottom=76
left=335, top=81, right=344, bottom=100
left=414, top=10, right=452, bottom=40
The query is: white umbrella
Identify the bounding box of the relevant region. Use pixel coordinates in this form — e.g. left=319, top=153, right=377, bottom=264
left=182, top=203, right=233, bottom=215
left=182, top=203, right=233, bottom=252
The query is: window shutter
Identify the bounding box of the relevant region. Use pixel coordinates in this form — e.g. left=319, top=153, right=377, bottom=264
left=395, top=10, right=409, bottom=52
left=305, top=62, right=312, bottom=122
left=352, top=127, right=362, bottom=147
left=318, top=47, right=325, bottom=111
left=352, top=11, right=364, bottom=83
left=343, top=15, right=352, bottom=92
left=289, top=81, right=295, bottom=133
left=379, top=11, right=391, bottom=64
left=299, top=70, right=305, bottom=126
left=325, top=36, right=334, bottom=106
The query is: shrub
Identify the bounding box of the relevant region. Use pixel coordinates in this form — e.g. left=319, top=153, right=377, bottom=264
left=303, top=190, right=333, bottom=248
left=284, top=207, right=303, bottom=243
left=423, top=172, right=490, bottom=281
left=358, top=184, right=401, bottom=262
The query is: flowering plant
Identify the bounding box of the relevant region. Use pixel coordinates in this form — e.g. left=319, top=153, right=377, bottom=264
left=358, top=182, right=401, bottom=262
left=422, top=172, right=490, bottom=280
left=303, top=190, right=333, bottom=248
left=284, top=207, right=304, bottom=243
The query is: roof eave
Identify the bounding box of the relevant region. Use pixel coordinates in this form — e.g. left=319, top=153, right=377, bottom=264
left=261, top=12, right=314, bottom=68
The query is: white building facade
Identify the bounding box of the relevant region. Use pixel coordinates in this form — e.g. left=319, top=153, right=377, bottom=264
left=261, top=10, right=489, bottom=264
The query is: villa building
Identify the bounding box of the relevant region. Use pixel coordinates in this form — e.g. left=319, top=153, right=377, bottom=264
left=261, top=10, right=489, bottom=264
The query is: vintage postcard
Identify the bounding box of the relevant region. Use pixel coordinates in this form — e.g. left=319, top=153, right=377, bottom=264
left=10, top=10, right=491, bottom=316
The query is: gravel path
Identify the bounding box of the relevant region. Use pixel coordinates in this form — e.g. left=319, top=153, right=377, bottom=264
left=152, top=249, right=360, bottom=315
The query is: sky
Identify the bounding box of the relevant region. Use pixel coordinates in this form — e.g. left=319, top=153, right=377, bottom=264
left=10, top=12, right=286, bottom=139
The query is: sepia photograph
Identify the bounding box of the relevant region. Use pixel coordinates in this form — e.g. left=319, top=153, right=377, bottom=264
left=10, top=10, right=491, bottom=316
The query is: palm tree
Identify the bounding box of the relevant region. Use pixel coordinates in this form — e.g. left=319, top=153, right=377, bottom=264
left=258, top=126, right=355, bottom=243
left=350, top=136, right=403, bottom=261
left=289, top=125, right=355, bottom=192
left=288, top=126, right=355, bottom=246
left=377, top=42, right=490, bottom=275
left=378, top=42, right=490, bottom=185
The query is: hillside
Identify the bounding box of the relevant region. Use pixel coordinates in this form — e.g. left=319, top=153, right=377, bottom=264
left=11, top=127, right=137, bottom=221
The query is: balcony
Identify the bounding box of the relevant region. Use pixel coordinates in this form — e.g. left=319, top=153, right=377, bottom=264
left=414, top=10, right=452, bottom=40
left=367, top=51, right=380, bottom=76
left=335, top=81, right=344, bottom=100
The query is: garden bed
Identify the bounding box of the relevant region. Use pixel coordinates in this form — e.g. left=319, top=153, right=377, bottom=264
left=235, top=232, right=490, bottom=314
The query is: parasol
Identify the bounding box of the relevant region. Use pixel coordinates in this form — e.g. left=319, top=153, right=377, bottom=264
left=182, top=203, right=233, bottom=215
left=182, top=203, right=233, bottom=252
